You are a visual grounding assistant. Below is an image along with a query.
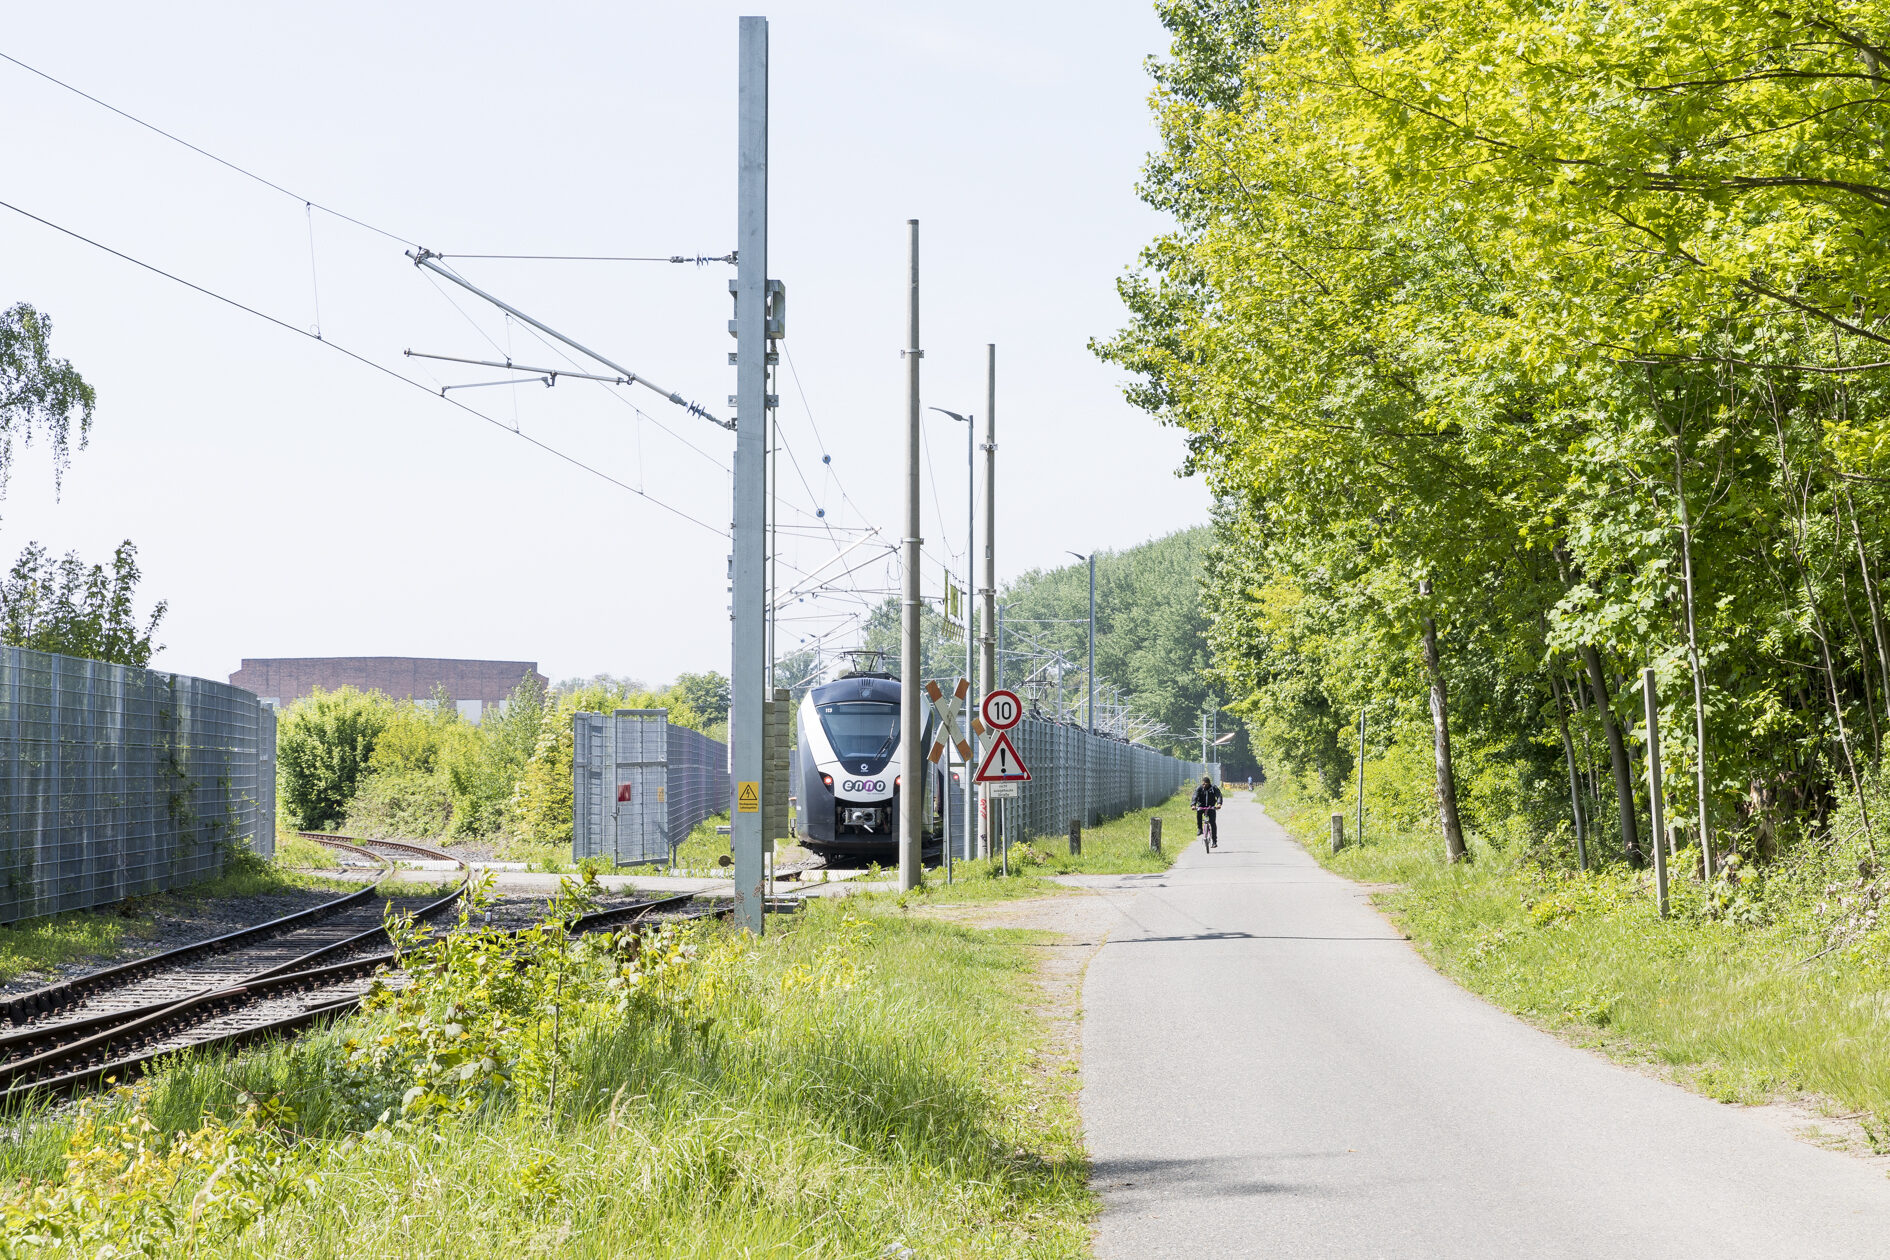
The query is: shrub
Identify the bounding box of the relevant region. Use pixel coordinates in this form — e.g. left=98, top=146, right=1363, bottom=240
left=277, top=687, right=391, bottom=831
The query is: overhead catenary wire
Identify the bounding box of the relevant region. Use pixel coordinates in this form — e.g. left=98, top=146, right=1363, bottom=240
left=411, top=250, right=730, bottom=430
left=496, top=307, right=732, bottom=474
left=0, top=49, right=417, bottom=247
left=0, top=197, right=728, bottom=538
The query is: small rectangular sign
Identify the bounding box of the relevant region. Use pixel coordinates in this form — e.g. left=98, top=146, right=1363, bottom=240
left=983, top=781, right=1019, bottom=798
left=737, top=781, right=760, bottom=812
left=616, top=784, right=633, bottom=804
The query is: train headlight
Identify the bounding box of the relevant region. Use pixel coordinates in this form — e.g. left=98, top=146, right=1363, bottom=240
left=820, top=773, right=833, bottom=789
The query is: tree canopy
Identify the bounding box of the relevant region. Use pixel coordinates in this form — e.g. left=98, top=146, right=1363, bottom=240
left=1099, top=0, right=1890, bottom=862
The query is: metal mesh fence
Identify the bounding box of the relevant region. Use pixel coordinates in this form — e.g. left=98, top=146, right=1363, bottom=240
left=572, top=710, right=729, bottom=867
left=0, top=646, right=277, bottom=924
left=1000, top=718, right=1208, bottom=844
left=667, top=722, right=729, bottom=845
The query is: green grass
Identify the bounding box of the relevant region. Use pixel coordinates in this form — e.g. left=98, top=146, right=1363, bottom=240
left=1, top=900, right=1094, bottom=1256
left=672, top=812, right=735, bottom=873
left=272, top=833, right=337, bottom=869
left=1263, top=783, right=1890, bottom=1121
left=995, top=787, right=1197, bottom=876
left=0, top=908, right=145, bottom=989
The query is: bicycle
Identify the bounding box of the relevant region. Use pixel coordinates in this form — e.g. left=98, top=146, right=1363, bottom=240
left=1196, top=809, right=1217, bottom=852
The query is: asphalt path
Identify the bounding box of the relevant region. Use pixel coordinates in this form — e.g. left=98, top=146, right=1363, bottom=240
left=1080, top=795, right=1890, bottom=1258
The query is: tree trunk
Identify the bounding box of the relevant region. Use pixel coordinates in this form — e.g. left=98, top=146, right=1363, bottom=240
left=1418, top=579, right=1468, bottom=862
left=1844, top=489, right=1890, bottom=768
left=1664, top=426, right=1715, bottom=875
left=1549, top=670, right=1588, bottom=870
left=1581, top=642, right=1644, bottom=865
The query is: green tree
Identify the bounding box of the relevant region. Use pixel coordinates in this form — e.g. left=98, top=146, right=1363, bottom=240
left=0, top=540, right=166, bottom=666
left=0, top=302, right=94, bottom=495
left=1100, top=0, right=1890, bottom=869
left=277, top=688, right=393, bottom=831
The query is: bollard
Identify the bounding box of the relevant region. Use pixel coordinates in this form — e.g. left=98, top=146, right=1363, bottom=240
left=1069, top=819, right=1082, bottom=856
left=1150, top=816, right=1163, bottom=853
left=1331, top=813, right=1344, bottom=854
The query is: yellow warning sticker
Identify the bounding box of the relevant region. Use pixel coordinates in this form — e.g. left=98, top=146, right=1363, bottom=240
left=737, top=781, right=760, bottom=812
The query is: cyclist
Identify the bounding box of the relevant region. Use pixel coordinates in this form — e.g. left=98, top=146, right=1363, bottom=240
left=1192, top=775, right=1222, bottom=850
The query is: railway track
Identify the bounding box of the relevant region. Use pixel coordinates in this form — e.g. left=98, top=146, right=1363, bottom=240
left=0, top=836, right=468, bottom=1093
left=0, top=849, right=723, bottom=1099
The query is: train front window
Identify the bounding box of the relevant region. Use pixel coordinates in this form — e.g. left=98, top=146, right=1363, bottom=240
left=818, top=702, right=900, bottom=761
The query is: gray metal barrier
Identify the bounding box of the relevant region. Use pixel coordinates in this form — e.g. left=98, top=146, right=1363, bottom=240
left=572, top=709, right=729, bottom=867
left=1000, top=717, right=1206, bottom=844
left=667, top=721, right=730, bottom=846
left=0, top=646, right=277, bottom=924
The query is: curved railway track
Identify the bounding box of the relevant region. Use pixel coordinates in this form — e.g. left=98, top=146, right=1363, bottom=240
left=0, top=833, right=727, bottom=1100
left=0, top=836, right=468, bottom=1095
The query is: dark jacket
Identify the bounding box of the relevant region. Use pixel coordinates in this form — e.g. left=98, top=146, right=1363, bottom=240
left=1191, top=782, right=1222, bottom=810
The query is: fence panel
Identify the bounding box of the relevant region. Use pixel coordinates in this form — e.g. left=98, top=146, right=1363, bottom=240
left=995, top=717, right=1208, bottom=845
left=572, top=710, right=730, bottom=866
left=667, top=723, right=730, bottom=846
left=0, top=646, right=277, bottom=924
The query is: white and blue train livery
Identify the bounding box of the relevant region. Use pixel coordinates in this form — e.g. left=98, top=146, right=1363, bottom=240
left=795, top=667, right=943, bottom=862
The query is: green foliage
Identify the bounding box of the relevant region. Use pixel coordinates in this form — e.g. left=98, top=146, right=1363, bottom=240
left=858, top=528, right=1259, bottom=774
left=508, top=676, right=720, bottom=849
left=0, top=540, right=165, bottom=666
left=277, top=687, right=391, bottom=831
left=1, top=1090, right=316, bottom=1258
left=0, top=302, right=94, bottom=495
left=0, top=899, right=1096, bottom=1256
left=1101, top=0, right=1890, bottom=866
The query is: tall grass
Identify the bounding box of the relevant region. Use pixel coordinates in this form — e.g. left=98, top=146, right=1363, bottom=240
left=1, top=900, right=1093, bottom=1257
left=1264, top=781, right=1890, bottom=1123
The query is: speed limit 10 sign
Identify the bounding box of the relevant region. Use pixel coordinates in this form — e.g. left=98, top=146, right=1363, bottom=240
left=981, top=689, right=1022, bottom=731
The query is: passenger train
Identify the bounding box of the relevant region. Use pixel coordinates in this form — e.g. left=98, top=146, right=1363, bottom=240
left=795, top=661, right=946, bottom=863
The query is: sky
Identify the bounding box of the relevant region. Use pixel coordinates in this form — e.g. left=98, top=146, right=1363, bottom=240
left=0, top=1, right=1207, bottom=688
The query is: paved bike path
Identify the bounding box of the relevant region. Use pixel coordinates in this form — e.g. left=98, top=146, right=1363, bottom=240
left=1080, top=796, right=1890, bottom=1257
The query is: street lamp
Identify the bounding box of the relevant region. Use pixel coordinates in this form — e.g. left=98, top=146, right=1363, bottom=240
left=1066, top=550, right=1095, bottom=825
left=930, top=407, right=976, bottom=864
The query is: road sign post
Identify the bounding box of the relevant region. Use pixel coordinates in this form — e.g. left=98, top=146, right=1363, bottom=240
left=925, top=677, right=976, bottom=883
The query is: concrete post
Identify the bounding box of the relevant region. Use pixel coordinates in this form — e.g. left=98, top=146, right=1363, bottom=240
left=980, top=345, right=997, bottom=857
left=899, top=219, right=924, bottom=891
left=1331, top=813, right=1344, bottom=854
left=1150, top=815, right=1162, bottom=853
left=729, top=16, right=769, bottom=933
left=1069, top=819, right=1082, bottom=856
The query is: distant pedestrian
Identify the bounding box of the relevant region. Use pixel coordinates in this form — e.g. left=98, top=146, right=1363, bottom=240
left=1192, top=775, right=1222, bottom=849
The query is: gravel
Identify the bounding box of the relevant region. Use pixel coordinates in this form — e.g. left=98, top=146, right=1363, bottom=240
left=0, top=887, right=344, bottom=998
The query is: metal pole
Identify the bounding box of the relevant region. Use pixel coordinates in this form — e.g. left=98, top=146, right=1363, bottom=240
left=980, top=345, right=997, bottom=858
left=943, top=735, right=952, bottom=884
left=730, top=16, right=769, bottom=934
left=899, top=219, right=924, bottom=891
left=964, top=408, right=977, bottom=864
left=1356, top=706, right=1366, bottom=845
left=1643, top=667, right=1670, bottom=919
left=1086, top=552, right=1096, bottom=825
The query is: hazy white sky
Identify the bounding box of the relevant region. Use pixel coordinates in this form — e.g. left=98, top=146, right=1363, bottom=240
left=0, top=1, right=1207, bottom=687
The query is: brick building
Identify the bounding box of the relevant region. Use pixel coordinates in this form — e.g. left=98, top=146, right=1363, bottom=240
left=228, top=657, right=546, bottom=723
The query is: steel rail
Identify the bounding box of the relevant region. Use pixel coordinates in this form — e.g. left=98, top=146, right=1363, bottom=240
left=0, top=838, right=465, bottom=1066
left=0, top=845, right=394, bottom=1029
left=2, top=892, right=726, bottom=1100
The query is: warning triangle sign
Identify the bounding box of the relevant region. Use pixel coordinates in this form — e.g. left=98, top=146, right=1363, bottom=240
left=974, top=730, right=1031, bottom=782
